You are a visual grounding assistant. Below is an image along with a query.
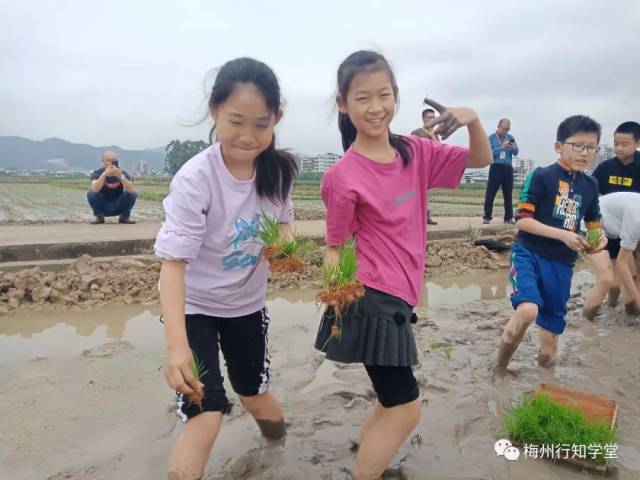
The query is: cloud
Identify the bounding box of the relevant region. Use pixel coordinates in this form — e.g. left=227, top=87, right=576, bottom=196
left=1, top=0, right=639, bottom=165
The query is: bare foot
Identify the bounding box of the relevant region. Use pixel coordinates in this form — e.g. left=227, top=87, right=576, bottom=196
left=537, top=352, right=556, bottom=369
left=492, top=366, right=508, bottom=385
left=625, top=301, right=640, bottom=316
left=608, top=287, right=621, bottom=308
left=582, top=304, right=600, bottom=321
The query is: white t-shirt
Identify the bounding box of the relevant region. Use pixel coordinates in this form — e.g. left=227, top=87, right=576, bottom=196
left=154, top=143, right=293, bottom=317
left=600, top=192, right=640, bottom=252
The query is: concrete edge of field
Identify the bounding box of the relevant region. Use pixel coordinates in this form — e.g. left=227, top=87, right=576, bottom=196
left=0, top=222, right=513, bottom=269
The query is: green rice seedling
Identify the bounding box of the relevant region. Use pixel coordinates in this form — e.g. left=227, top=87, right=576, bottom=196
left=188, top=352, right=209, bottom=410
left=502, top=393, right=618, bottom=464
left=278, top=237, right=300, bottom=258
left=431, top=341, right=453, bottom=360
left=466, top=221, right=480, bottom=243
left=255, top=211, right=306, bottom=272
left=317, top=240, right=364, bottom=340
left=321, top=240, right=358, bottom=290
left=256, top=211, right=281, bottom=248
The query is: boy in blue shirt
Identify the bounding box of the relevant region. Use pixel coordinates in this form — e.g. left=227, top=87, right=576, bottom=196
left=493, top=115, right=607, bottom=382
left=483, top=119, right=519, bottom=224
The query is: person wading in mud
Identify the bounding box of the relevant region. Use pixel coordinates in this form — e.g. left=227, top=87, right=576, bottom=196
left=586, top=121, right=640, bottom=316
left=155, top=57, right=298, bottom=480
left=493, top=115, right=607, bottom=382
left=583, top=192, right=640, bottom=318
left=315, top=50, right=491, bottom=479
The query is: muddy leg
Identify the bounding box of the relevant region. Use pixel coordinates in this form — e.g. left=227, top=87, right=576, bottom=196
left=608, top=287, right=621, bottom=308
left=493, top=302, right=538, bottom=381
left=239, top=392, right=286, bottom=440
left=584, top=251, right=614, bottom=320
left=352, top=400, right=421, bottom=480
left=168, top=411, right=222, bottom=480
left=538, top=329, right=559, bottom=368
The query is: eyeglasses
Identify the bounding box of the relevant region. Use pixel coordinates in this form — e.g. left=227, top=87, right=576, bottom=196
left=563, top=142, right=600, bottom=154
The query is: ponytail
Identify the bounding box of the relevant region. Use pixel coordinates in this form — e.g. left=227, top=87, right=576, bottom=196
left=389, top=133, right=411, bottom=168
left=255, top=135, right=299, bottom=203
left=338, top=112, right=358, bottom=152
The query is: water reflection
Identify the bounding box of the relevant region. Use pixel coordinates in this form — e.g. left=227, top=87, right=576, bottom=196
left=420, top=270, right=509, bottom=308
left=1, top=271, right=513, bottom=364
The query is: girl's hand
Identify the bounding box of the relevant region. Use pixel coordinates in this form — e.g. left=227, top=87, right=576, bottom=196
left=164, top=343, right=203, bottom=396
left=278, top=223, right=294, bottom=243
left=562, top=231, right=590, bottom=253
left=423, top=98, right=479, bottom=140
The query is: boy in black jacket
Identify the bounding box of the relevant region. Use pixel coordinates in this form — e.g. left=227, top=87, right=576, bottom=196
left=493, top=115, right=607, bottom=382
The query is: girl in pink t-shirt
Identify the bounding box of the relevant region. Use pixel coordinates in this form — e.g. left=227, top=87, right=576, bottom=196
left=314, top=50, right=492, bottom=479
left=156, top=58, right=298, bottom=479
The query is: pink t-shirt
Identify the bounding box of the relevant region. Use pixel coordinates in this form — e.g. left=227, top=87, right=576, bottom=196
left=154, top=143, right=293, bottom=317
left=321, top=136, right=468, bottom=306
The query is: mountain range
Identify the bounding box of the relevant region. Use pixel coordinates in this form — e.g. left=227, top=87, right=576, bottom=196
left=0, top=136, right=166, bottom=172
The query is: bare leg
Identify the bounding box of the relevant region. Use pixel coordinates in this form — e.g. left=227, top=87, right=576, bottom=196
left=358, top=401, right=385, bottom=447
left=239, top=391, right=286, bottom=439
left=168, top=411, right=222, bottom=480
left=352, top=400, right=421, bottom=480
left=607, top=258, right=622, bottom=307
left=493, top=302, right=538, bottom=381
left=538, top=329, right=559, bottom=368
left=583, top=251, right=615, bottom=320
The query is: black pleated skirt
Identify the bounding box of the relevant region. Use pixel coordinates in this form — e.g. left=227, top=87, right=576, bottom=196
left=314, top=286, right=419, bottom=367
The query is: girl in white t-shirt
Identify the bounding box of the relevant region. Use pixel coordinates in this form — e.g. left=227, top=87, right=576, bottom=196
left=155, top=57, right=298, bottom=479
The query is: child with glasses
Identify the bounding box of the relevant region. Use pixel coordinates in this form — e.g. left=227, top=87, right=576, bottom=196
left=493, top=115, right=607, bottom=382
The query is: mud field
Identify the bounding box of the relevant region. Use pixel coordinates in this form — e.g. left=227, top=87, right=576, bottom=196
left=1, top=265, right=639, bottom=479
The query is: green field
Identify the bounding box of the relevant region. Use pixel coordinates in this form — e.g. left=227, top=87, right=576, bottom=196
left=0, top=176, right=516, bottom=223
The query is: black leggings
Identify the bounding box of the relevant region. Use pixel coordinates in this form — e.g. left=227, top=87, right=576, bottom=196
left=364, top=365, right=419, bottom=408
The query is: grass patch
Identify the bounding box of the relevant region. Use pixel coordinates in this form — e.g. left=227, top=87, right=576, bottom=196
left=465, top=221, right=481, bottom=243
left=503, top=393, right=618, bottom=464
left=431, top=341, right=453, bottom=360
left=139, top=190, right=167, bottom=202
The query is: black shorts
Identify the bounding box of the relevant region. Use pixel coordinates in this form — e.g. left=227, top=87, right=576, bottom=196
left=173, top=308, right=272, bottom=422
left=605, top=238, right=622, bottom=259
left=364, top=365, right=419, bottom=408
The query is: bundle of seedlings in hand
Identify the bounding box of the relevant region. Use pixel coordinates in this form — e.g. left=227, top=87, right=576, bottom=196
left=188, top=352, right=208, bottom=411
left=580, top=224, right=604, bottom=252
left=316, top=241, right=364, bottom=339
left=257, top=212, right=306, bottom=273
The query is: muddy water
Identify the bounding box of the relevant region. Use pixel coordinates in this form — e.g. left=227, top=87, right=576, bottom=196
left=1, top=271, right=639, bottom=479
left=0, top=273, right=508, bottom=364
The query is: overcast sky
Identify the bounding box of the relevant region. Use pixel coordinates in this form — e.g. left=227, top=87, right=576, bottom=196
left=2, top=0, right=639, bottom=166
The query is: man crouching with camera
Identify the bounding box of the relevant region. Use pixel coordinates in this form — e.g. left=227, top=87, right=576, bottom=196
left=87, top=151, right=137, bottom=224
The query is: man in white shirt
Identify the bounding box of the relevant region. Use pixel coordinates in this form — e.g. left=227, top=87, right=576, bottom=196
left=583, top=192, right=640, bottom=318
